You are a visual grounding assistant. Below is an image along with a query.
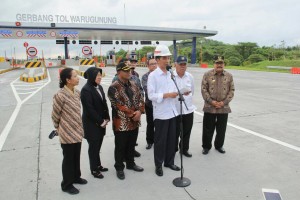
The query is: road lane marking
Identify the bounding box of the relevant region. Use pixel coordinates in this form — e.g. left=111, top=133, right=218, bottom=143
left=0, top=69, right=51, bottom=151
left=194, top=111, right=300, bottom=152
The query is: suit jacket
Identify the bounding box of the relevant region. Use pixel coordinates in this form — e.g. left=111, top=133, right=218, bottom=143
left=81, top=83, right=110, bottom=140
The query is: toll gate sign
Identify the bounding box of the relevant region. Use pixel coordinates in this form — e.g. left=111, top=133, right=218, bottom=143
left=82, top=46, right=92, bottom=55
left=27, top=46, right=38, bottom=57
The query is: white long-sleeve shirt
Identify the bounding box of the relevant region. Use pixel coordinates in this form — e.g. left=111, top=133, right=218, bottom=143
left=173, top=70, right=197, bottom=115
left=147, top=67, right=178, bottom=120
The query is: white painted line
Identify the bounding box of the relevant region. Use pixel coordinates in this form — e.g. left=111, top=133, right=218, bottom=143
left=0, top=69, right=51, bottom=151
left=15, top=87, right=42, bottom=91
left=194, top=111, right=300, bottom=152
left=18, top=92, right=34, bottom=95
left=13, top=83, right=45, bottom=87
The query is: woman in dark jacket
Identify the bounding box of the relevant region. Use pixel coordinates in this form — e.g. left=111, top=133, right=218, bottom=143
left=81, top=67, right=110, bottom=179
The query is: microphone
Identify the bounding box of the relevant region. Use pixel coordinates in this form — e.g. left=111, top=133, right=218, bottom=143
left=166, top=65, right=175, bottom=79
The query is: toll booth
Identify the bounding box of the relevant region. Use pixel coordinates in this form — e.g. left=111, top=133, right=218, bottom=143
left=106, top=50, right=116, bottom=66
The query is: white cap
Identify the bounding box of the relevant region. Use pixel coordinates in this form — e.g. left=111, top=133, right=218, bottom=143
left=154, top=45, right=172, bottom=57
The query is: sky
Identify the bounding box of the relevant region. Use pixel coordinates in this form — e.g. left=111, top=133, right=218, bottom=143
left=0, top=0, right=299, bottom=59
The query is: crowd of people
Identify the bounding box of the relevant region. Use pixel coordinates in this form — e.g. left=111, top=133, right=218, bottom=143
left=51, top=45, right=235, bottom=195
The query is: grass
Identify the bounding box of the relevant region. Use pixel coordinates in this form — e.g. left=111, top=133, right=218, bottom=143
left=204, top=60, right=300, bottom=73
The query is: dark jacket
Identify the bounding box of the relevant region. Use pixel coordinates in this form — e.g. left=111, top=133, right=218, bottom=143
left=81, top=67, right=110, bottom=140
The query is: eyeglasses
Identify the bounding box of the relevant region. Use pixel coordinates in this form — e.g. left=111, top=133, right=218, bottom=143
left=149, top=63, right=157, bottom=66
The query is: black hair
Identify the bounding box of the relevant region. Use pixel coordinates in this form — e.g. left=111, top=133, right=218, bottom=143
left=59, top=68, right=74, bottom=88
left=147, top=58, right=156, bottom=65
left=155, top=56, right=161, bottom=60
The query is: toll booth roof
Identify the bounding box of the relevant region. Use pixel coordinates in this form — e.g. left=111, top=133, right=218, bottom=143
left=0, top=22, right=217, bottom=40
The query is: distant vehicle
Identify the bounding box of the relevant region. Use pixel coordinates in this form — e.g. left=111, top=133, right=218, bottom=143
left=58, top=56, right=62, bottom=60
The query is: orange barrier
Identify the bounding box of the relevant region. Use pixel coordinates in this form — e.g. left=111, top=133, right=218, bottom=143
left=200, top=63, right=208, bottom=68
left=291, top=67, right=300, bottom=74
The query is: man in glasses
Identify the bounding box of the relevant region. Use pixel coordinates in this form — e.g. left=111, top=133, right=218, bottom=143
left=201, top=55, right=235, bottom=155
left=141, top=55, right=157, bottom=150
left=174, top=56, right=196, bottom=158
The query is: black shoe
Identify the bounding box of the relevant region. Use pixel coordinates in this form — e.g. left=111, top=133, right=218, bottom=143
left=164, top=164, right=180, bottom=171
left=116, top=170, right=125, bottom=180
left=91, top=170, right=104, bottom=179
left=74, top=178, right=88, bottom=184
left=134, top=150, right=141, bottom=157
left=98, top=166, right=108, bottom=172
left=182, top=151, right=192, bottom=157
left=146, top=143, right=153, bottom=150
left=202, top=149, right=209, bottom=155
left=127, top=165, right=144, bottom=172
left=155, top=166, right=163, bottom=176
left=216, top=147, right=226, bottom=154
left=62, top=185, right=79, bottom=195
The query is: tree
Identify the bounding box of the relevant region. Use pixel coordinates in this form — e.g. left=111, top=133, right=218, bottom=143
left=234, top=42, right=258, bottom=60
left=247, top=54, right=265, bottom=63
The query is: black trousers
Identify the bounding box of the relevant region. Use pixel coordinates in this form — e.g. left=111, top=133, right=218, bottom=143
left=202, top=113, right=228, bottom=150
left=61, top=142, right=82, bottom=190
left=154, top=117, right=176, bottom=167
left=145, top=104, right=154, bottom=144
left=86, top=134, right=104, bottom=172
left=114, top=128, right=138, bottom=171
left=176, top=112, right=194, bottom=152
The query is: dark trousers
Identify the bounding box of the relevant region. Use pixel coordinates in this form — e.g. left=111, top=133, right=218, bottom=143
left=87, top=134, right=104, bottom=172
left=154, top=117, right=176, bottom=167
left=145, top=104, right=154, bottom=144
left=114, top=128, right=138, bottom=171
left=202, top=113, right=228, bottom=150
left=176, top=112, right=194, bottom=152
left=61, top=142, right=82, bottom=190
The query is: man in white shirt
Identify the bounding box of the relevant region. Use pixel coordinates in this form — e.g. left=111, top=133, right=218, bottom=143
left=147, top=45, right=180, bottom=177
left=174, top=56, right=196, bottom=158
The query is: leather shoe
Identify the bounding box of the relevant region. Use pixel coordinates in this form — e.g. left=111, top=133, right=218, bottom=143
left=216, top=147, right=226, bottom=154
left=74, top=178, right=88, bottom=184
left=134, top=150, right=141, bottom=157
left=202, top=149, right=209, bottom=155
left=91, top=170, right=104, bottom=179
left=62, top=185, right=79, bottom=195
left=164, top=164, right=180, bottom=171
left=182, top=151, right=192, bottom=157
left=127, top=165, right=144, bottom=172
left=116, top=170, right=125, bottom=180
left=155, top=166, right=163, bottom=176
left=146, top=143, right=153, bottom=150
left=98, top=166, right=108, bottom=172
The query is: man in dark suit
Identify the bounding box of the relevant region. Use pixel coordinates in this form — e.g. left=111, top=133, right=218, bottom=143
left=81, top=67, right=110, bottom=179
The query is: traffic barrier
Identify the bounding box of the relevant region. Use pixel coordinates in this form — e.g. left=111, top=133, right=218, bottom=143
left=20, top=61, right=47, bottom=82
left=20, top=69, right=47, bottom=83
left=200, top=63, right=208, bottom=68
left=25, top=61, right=42, bottom=68
left=80, top=59, right=95, bottom=66
left=291, top=67, right=300, bottom=74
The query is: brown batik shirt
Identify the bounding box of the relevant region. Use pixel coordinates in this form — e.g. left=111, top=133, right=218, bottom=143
left=201, top=69, right=235, bottom=114
left=108, top=79, right=145, bottom=132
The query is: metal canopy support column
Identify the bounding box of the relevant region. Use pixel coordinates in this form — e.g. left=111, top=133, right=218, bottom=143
left=191, top=37, right=197, bottom=64
left=64, top=37, right=68, bottom=59
left=173, top=40, right=177, bottom=61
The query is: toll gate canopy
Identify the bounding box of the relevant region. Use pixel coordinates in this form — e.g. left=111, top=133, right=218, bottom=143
left=0, top=22, right=218, bottom=63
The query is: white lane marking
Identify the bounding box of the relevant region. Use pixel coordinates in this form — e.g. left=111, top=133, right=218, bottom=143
left=18, top=92, right=34, bottom=95
left=15, top=87, right=43, bottom=90
left=0, top=69, right=51, bottom=151
left=194, top=111, right=300, bottom=152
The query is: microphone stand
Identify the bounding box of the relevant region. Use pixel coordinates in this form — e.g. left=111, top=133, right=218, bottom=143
left=168, top=68, right=191, bottom=188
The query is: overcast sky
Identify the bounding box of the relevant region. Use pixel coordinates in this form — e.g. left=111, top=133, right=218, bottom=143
left=1, top=0, right=299, bottom=58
